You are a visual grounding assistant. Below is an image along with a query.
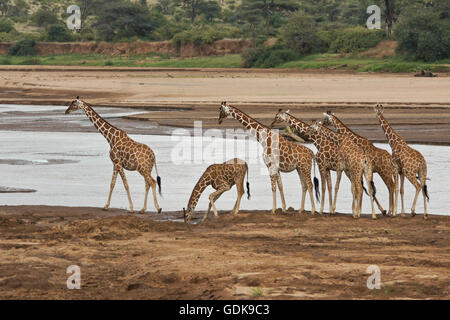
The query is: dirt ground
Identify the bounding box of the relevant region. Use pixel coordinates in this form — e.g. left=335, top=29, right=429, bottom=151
left=0, top=206, right=448, bottom=300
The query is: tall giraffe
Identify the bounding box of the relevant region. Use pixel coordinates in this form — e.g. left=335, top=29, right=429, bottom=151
left=218, top=102, right=317, bottom=214
left=323, top=111, right=398, bottom=216
left=271, top=109, right=344, bottom=214
left=374, top=104, right=429, bottom=219
left=183, top=158, right=250, bottom=224
left=308, top=121, right=377, bottom=219
left=65, top=97, right=162, bottom=214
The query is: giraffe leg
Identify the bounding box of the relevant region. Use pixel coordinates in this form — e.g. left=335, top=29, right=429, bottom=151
left=332, top=170, right=343, bottom=214
left=400, top=173, right=406, bottom=217
left=209, top=187, right=230, bottom=218
left=297, top=170, right=307, bottom=214
left=118, top=168, right=133, bottom=213
left=319, top=169, right=327, bottom=214
left=203, top=193, right=222, bottom=222
left=300, top=167, right=315, bottom=215
left=232, top=182, right=244, bottom=215
left=405, top=170, right=421, bottom=217
left=351, top=181, right=357, bottom=218
left=393, top=172, right=399, bottom=216
left=276, top=174, right=287, bottom=213
left=378, top=172, right=394, bottom=216
left=270, top=174, right=278, bottom=214
left=140, top=174, right=161, bottom=214
left=326, top=171, right=333, bottom=214
left=104, top=167, right=118, bottom=211
left=418, top=165, right=428, bottom=220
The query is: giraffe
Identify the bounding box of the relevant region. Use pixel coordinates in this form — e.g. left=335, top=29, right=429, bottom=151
left=308, top=121, right=377, bottom=219
left=183, top=158, right=250, bottom=224
left=322, top=111, right=398, bottom=216
left=65, top=97, right=162, bottom=214
left=374, top=104, right=429, bottom=219
left=270, top=109, right=344, bottom=215
left=218, top=102, right=317, bottom=215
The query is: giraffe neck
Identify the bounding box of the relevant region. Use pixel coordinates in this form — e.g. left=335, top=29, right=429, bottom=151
left=187, top=173, right=210, bottom=211
left=317, top=124, right=343, bottom=146
left=376, top=112, right=404, bottom=150
left=285, top=113, right=313, bottom=140
left=81, top=101, right=123, bottom=146
left=331, top=115, right=368, bottom=148
left=229, top=106, right=275, bottom=144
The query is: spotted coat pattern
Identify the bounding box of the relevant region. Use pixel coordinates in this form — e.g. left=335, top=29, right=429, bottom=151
left=374, top=104, right=428, bottom=218
left=183, top=158, right=249, bottom=223
left=271, top=110, right=344, bottom=214
left=219, top=102, right=316, bottom=214
left=323, top=111, right=398, bottom=216
left=65, top=99, right=161, bottom=214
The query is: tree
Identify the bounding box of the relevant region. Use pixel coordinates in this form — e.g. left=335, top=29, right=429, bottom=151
left=278, top=11, right=319, bottom=54
left=93, top=0, right=167, bottom=41
left=0, top=17, right=14, bottom=32
left=395, top=8, right=449, bottom=61
left=237, top=0, right=298, bottom=36
left=30, top=8, right=59, bottom=27
left=0, top=0, right=9, bottom=16
left=46, top=24, right=74, bottom=42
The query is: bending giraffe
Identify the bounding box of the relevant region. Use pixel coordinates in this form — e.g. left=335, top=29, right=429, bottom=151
left=323, top=111, right=398, bottom=216
left=374, top=104, right=429, bottom=219
left=271, top=109, right=344, bottom=215
left=219, top=102, right=318, bottom=215
left=308, top=121, right=377, bottom=219
left=65, top=97, right=162, bottom=214
left=183, top=158, right=250, bottom=224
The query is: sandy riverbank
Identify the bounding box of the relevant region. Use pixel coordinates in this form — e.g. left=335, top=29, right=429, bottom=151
left=0, top=205, right=448, bottom=299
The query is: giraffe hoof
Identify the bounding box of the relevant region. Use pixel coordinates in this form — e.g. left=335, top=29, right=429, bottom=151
left=423, top=215, right=428, bottom=220
left=128, top=210, right=134, bottom=214
left=298, top=210, right=304, bottom=215
left=102, top=206, right=109, bottom=211
left=381, top=210, right=387, bottom=216
left=411, top=211, right=416, bottom=217
left=158, top=208, right=162, bottom=214
left=372, top=216, right=377, bottom=220
left=139, top=209, right=146, bottom=214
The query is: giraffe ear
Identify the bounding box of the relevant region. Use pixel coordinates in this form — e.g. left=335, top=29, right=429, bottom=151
left=326, top=110, right=332, bottom=115
left=76, top=96, right=80, bottom=100
left=286, top=109, right=290, bottom=114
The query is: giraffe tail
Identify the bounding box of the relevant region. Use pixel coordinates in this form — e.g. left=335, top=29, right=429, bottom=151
left=246, top=163, right=251, bottom=200
left=154, top=161, right=162, bottom=196
left=419, top=162, right=429, bottom=202
left=313, top=155, right=320, bottom=202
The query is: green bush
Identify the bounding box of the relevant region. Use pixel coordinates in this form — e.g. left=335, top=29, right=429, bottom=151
left=395, top=10, right=450, bottom=62
left=329, top=26, right=384, bottom=53
left=7, top=39, right=36, bottom=56
left=0, top=32, right=17, bottom=42
left=241, top=45, right=300, bottom=68
left=0, top=18, right=16, bottom=33
left=46, top=24, right=74, bottom=42
left=172, top=25, right=240, bottom=49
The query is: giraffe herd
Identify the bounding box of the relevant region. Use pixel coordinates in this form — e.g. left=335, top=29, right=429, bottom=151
left=64, top=98, right=429, bottom=223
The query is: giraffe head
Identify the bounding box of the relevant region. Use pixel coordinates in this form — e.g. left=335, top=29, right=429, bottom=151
left=322, top=111, right=335, bottom=127
left=374, top=104, right=384, bottom=115
left=65, top=96, right=83, bottom=114
left=306, top=120, right=321, bottom=135
left=218, top=101, right=231, bottom=124
left=183, top=206, right=193, bottom=224
left=270, top=109, right=290, bottom=128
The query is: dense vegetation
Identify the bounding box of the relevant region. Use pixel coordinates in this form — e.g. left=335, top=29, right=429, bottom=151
left=0, top=0, right=448, bottom=65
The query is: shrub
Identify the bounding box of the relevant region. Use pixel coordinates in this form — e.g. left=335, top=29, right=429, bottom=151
left=46, top=24, right=74, bottom=42
left=0, top=32, right=17, bottom=42
left=329, top=26, right=384, bottom=53
left=395, top=10, right=450, bottom=62
left=7, top=39, right=36, bottom=56
left=172, top=25, right=239, bottom=49
left=241, top=45, right=300, bottom=68
left=0, top=18, right=16, bottom=33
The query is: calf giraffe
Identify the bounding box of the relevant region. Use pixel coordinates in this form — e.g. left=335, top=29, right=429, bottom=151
left=183, top=158, right=250, bottom=224
left=271, top=110, right=343, bottom=214
left=65, top=97, right=162, bottom=214
left=374, top=104, right=429, bottom=219
left=219, top=102, right=317, bottom=214
left=308, top=121, right=376, bottom=219
left=323, top=111, right=398, bottom=216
